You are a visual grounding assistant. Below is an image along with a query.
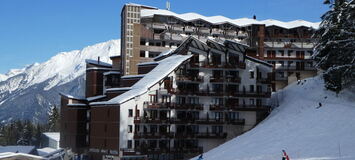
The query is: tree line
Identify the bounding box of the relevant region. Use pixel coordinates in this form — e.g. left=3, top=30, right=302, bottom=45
left=0, top=105, right=60, bottom=146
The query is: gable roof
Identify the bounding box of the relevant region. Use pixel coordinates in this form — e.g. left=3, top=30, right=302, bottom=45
left=91, top=54, right=192, bottom=106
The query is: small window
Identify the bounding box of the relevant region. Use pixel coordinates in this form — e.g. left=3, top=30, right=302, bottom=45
left=140, top=39, right=145, bottom=45
left=250, top=71, right=254, bottom=79
left=127, top=140, right=132, bottom=149
left=250, top=85, right=254, bottom=92
left=128, top=109, right=133, bottom=117
left=128, top=125, right=133, bottom=133
left=279, top=50, right=284, bottom=56
left=288, top=50, right=293, bottom=56
left=140, top=51, right=145, bottom=57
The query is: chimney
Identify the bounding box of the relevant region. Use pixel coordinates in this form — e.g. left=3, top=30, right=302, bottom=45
left=253, top=15, right=256, bottom=20
left=97, top=56, right=100, bottom=64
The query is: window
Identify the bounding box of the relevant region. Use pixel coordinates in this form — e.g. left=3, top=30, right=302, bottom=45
left=136, top=109, right=140, bottom=117
left=250, top=71, right=254, bottom=79
left=250, top=99, right=255, bottom=105
left=279, top=50, right=284, bottom=56
left=128, top=125, right=133, bottom=133
left=279, top=61, right=284, bottom=67
left=135, top=125, right=140, bottom=132
left=128, top=109, right=133, bottom=117
left=212, top=126, right=223, bottom=133
left=250, top=85, right=254, bottom=92
left=140, top=39, right=145, bottom=45
left=288, top=50, right=293, bottom=56
left=140, top=51, right=145, bottom=57
left=127, top=140, right=132, bottom=149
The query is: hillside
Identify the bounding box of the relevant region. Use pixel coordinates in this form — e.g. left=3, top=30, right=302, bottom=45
left=199, top=76, right=355, bottom=160
left=0, top=39, right=120, bottom=123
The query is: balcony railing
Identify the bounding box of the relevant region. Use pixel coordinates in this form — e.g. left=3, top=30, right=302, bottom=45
left=226, top=91, right=272, bottom=98
left=198, top=62, right=246, bottom=69
left=144, top=102, right=203, bottom=110
left=133, top=131, right=228, bottom=139
left=256, top=77, right=271, bottom=84
left=176, top=75, right=203, bottom=82
left=134, top=117, right=245, bottom=125
left=210, top=105, right=271, bottom=112
left=128, top=146, right=203, bottom=155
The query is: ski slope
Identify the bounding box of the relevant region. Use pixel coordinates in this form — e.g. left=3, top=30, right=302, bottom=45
left=199, top=76, right=355, bottom=160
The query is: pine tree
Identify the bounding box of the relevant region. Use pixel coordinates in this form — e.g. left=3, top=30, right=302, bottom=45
left=313, top=0, right=355, bottom=92
left=48, top=105, right=60, bottom=132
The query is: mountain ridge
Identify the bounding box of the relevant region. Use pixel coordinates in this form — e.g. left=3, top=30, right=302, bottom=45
left=0, top=39, right=120, bottom=123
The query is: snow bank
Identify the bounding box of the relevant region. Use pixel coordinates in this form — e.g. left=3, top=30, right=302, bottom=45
left=198, top=76, right=355, bottom=160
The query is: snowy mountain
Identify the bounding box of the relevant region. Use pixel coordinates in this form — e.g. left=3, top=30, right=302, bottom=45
left=199, top=76, right=355, bottom=160
left=0, top=39, right=120, bottom=123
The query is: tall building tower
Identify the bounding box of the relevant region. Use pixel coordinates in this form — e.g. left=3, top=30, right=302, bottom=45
left=121, top=4, right=156, bottom=75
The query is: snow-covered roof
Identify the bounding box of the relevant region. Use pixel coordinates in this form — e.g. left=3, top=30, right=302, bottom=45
left=86, top=67, right=112, bottom=71
left=153, top=49, right=176, bottom=60
left=137, top=61, right=159, bottom=66
left=0, top=152, right=44, bottom=159
left=67, top=103, right=87, bottom=107
left=110, top=55, right=121, bottom=58
left=43, top=132, right=60, bottom=142
left=141, top=9, right=320, bottom=29
left=0, top=146, right=35, bottom=154
left=87, top=95, right=106, bottom=101
left=125, top=3, right=157, bottom=9
left=106, top=87, right=132, bottom=92
left=91, top=54, right=192, bottom=105
left=121, top=74, right=146, bottom=79
left=85, top=59, right=112, bottom=67
left=103, top=71, right=121, bottom=76
left=37, top=147, right=57, bottom=156
left=59, top=92, right=86, bottom=100
left=246, top=56, right=273, bottom=67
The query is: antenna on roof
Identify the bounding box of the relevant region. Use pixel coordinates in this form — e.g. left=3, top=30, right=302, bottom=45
left=166, top=0, right=171, bottom=11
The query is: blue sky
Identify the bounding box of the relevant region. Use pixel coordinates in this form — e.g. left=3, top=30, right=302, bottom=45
left=0, top=0, right=328, bottom=74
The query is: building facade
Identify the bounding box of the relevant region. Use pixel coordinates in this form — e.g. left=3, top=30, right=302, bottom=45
left=61, top=37, right=273, bottom=160
left=60, top=3, right=319, bottom=160
left=120, top=3, right=318, bottom=90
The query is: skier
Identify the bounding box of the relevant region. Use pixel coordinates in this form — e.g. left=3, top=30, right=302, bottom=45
left=282, top=150, right=290, bottom=160
left=197, top=153, right=203, bottom=160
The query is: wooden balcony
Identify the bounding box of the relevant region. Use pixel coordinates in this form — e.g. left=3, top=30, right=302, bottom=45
left=171, top=103, right=203, bottom=110
left=209, top=78, right=224, bottom=83
left=134, top=117, right=171, bottom=124
left=210, top=104, right=271, bottom=112
left=196, top=132, right=227, bottom=139
left=226, top=91, right=272, bottom=98
left=176, top=75, right=203, bottom=83
left=144, top=102, right=203, bottom=110
left=198, top=62, right=246, bottom=69
left=225, top=77, right=241, bottom=83
left=132, top=146, right=203, bottom=154
left=256, top=77, right=271, bottom=84
left=133, top=132, right=174, bottom=139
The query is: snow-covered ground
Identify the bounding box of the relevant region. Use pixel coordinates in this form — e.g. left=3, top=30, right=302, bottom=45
left=198, top=76, right=355, bottom=160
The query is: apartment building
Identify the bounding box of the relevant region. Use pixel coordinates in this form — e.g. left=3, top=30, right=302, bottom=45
left=60, top=3, right=319, bottom=160
left=120, top=3, right=318, bottom=90
left=60, top=36, right=273, bottom=160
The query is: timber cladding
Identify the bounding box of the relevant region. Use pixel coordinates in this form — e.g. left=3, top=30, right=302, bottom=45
left=90, top=106, right=120, bottom=150
left=86, top=69, right=110, bottom=97
left=60, top=97, right=88, bottom=153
